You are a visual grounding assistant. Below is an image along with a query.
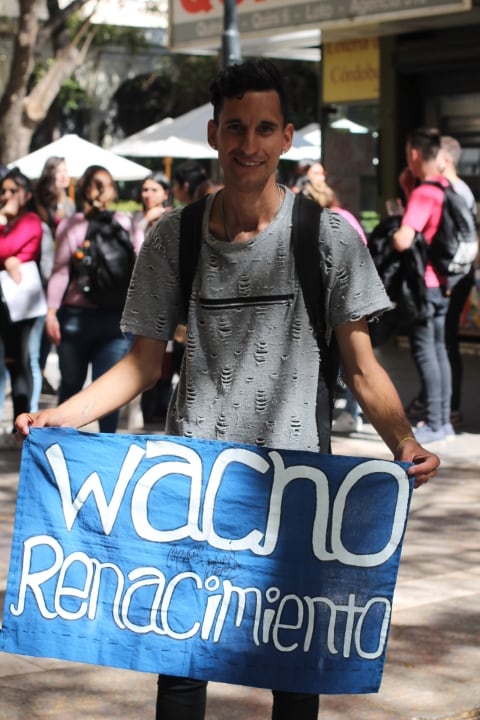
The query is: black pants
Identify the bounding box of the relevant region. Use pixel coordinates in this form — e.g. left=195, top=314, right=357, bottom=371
left=155, top=675, right=319, bottom=720
left=0, top=303, right=34, bottom=426
left=445, top=267, right=475, bottom=412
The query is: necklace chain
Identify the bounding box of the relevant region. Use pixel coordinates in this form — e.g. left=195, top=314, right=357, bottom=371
left=221, top=184, right=284, bottom=243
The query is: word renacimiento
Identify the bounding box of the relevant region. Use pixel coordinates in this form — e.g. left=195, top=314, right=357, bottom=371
left=10, top=438, right=409, bottom=660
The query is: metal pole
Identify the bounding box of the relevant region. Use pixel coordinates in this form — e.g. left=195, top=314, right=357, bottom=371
left=222, top=0, right=242, bottom=68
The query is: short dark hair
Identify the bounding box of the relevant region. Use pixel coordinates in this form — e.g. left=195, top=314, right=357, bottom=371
left=209, top=59, right=289, bottom=126
left=172, top=160, right=209, bottom=200
left=407, top=127, right=441, bottom=161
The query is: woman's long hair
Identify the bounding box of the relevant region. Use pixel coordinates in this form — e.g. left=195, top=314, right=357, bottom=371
left=35, top=156, right=65, bottom=229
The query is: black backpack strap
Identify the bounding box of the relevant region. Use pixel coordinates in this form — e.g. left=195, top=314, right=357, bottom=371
left=179, top=195, right=209, bottom=319
left=292, top=193, right=339, bottom=453
left=291, top=194, right=327, bottom=351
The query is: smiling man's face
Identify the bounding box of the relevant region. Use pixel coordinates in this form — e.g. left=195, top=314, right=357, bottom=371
left=208, top=90, right=293, bottom=194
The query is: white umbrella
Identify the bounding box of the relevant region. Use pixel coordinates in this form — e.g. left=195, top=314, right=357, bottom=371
left=111, top=103, right=319, bottom=162
left=298, top=122, right=321, bottom=148
left=9, top=134, right=151, bottom=180
left=110, top=118, right=218, bottom=159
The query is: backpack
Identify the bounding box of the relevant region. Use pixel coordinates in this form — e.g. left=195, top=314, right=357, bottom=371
left=179, top=193, right=339, bottom=453
left=367, top=214, right=429, bottom=344
left=72, top=210, right=136, bottom=311
left=423, top=180, right=478, bottom=286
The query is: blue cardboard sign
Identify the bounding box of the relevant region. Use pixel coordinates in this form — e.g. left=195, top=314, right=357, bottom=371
left=0, top=428, right=413, bottom=694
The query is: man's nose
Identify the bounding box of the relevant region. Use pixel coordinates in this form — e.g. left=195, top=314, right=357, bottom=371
left=239, top=128, right=258, bottom=154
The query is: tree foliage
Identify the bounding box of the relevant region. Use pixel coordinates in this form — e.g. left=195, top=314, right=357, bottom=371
left=111, top=55, right=220, bottom=138
left=0, top=0, right=96, bottom=164
left=111, top=55, right=319, bottom=139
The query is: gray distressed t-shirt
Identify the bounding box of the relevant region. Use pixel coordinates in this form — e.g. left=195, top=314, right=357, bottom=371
left=121, top=189, right=391, bottom=451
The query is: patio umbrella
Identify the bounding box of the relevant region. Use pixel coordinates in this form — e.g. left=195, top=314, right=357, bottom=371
left=110, top=103, right=319, bottom=162
left=110, top=118, right=218, bottom=159
left=9, top=134, right=151, bottom=180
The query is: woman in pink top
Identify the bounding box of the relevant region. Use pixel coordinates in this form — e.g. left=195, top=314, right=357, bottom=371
left=302, top=178, right=367, bottom=433
left=0, top=168, right=42, bottom=432
left=45, top=165, right=134, bottom=433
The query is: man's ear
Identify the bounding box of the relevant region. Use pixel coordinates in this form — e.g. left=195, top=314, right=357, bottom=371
left=207, top=119, right=218, bottom=150
left=282, top=122, right=294, bottom=153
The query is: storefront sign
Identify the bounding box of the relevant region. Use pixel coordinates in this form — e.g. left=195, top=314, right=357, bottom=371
left=0, top=428, right=413, bottom=694
left=169, top=0, right=471, bottom=50
left=323, top=38, right=379, bottom=103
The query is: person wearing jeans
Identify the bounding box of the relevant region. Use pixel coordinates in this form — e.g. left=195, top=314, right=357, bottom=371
left=393, top=127, right=454, bottom=444
left=45, top=165, right=134, bottom=433
left=17, top=61, right=441, bottom=720
left=0, top=168, right=43, bottom=436
left=56, top=306, right=130, bottom=432
left=408, top=287, right=452, bottom=437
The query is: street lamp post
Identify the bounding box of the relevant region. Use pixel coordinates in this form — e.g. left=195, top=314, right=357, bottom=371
left=222, top=0, right=242, bottom=68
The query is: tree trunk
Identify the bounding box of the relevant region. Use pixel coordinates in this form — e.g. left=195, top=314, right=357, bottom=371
left=0, top=0, right=41, bottom=164
left=0, top=0, right=93, bottom=165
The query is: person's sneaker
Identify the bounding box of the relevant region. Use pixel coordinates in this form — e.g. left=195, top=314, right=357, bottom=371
left=332, top=411, right=363, bottom=433
left=442, top=422, right=456, bottom=441
left=414, top=423, right=445, bottom=444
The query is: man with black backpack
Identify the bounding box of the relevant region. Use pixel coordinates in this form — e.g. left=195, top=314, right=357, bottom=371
left=16, top=60, right=440, bottom=719
left=403, top=135, right=478, bottom=429
left=393, top=127, right=457, bottom=444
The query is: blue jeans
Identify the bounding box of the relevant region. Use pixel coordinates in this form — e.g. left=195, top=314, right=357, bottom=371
left=29, top=315, right=46, bottom=413
left=344, top=386, right=361, bottom=418
left=57, top=305, right=131, bottom=433
left=408, top=287, right=451, bottom=431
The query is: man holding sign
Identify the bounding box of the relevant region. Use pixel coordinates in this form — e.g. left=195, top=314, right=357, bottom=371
left=17, top=60, right=439, bottom=719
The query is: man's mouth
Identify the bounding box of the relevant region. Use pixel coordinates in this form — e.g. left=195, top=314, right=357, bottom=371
left=234, top=158, right=264, bottom=167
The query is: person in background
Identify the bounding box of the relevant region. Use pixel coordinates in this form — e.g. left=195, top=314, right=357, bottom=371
left=133, top=171, right=171, bottom=243
left=0, top=168, right=43, bottom=443
left=306, top=160, right=327, bottom=187
left=404, top=135, right=478, bottom=429
left=303, top=177, right=367, bottom=433
left=0, top=164, right=10, bottom=429
left=44, top=165, right=134, bottom=433
left=35, top=156, right=75, bottom=230
left=29, top=156, right=77, bottom=409
left=17, top=59, right=439, bottom=719
left=393, top=127, right=454, bottom=444
left=172, top=160, right=216, bottom=206
left=128, top=171, right=173, bottom=429
left=165, top=160, right=219, bottom=423
left=441, top=136, right=478, bottom=427
left=288, top=158, right=316, bottom=193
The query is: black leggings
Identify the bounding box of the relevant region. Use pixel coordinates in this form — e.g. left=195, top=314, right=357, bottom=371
left=155, top=675, right=319, bottom=720
left=0, top=304, right=34, bottom=426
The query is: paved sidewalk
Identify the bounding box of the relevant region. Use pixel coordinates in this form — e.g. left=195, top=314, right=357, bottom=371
left=0, top=340, right=479, bottom=719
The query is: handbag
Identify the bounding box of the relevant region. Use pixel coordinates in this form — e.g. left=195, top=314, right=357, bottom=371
left=0, top=260, right=47, bottom=323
